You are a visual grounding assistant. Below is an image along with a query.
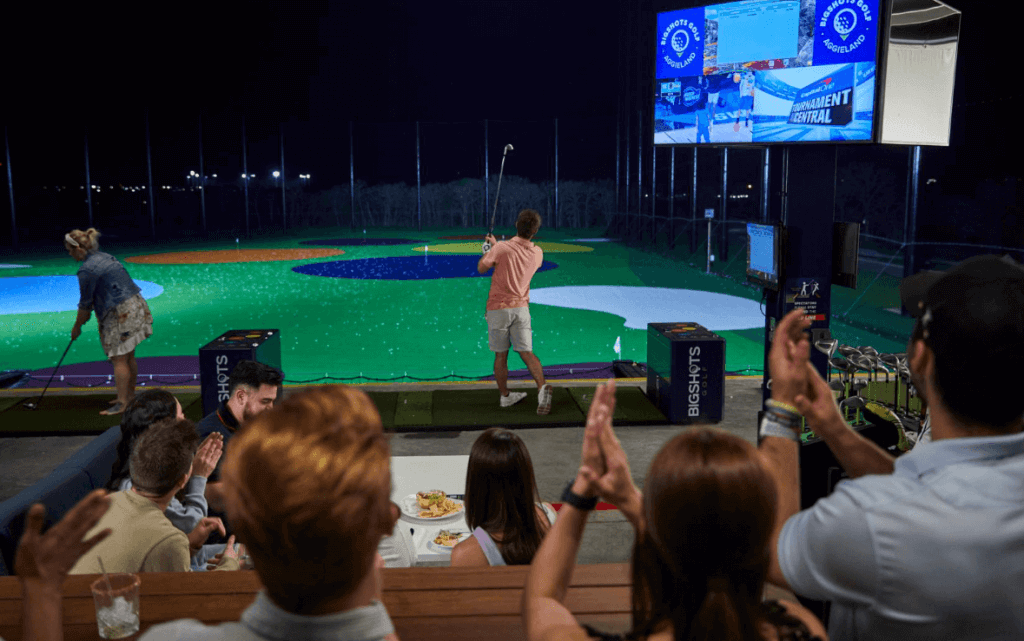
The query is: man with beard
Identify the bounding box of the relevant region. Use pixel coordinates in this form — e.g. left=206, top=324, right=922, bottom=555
left=195, top=360, right=283, bottom=512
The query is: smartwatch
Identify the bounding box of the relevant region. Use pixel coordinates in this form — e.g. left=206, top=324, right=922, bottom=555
left=561, top=481, right=598, bottom=511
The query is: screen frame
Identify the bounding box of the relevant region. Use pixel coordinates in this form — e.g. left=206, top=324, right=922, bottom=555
left=745, top=222, right=784, bottom=290
left=652, top=0, right=893, bottom=148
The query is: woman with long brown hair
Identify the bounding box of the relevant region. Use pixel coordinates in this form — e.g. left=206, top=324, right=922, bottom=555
left=450, top=427, right=556, bottom=566
left=523, top=380, right=826, bottom=641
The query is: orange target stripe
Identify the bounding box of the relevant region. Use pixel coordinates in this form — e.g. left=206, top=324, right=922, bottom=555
left=126, top=249, right=344, bottom=264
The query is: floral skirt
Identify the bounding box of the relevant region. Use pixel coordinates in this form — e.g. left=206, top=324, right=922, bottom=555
left=99, top=294, right=153, bottom=359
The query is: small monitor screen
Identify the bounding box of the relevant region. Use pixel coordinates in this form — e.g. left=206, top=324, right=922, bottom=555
left=747, top=223, right=780, bottom=289
left=654, top=0, right=881, bottom=145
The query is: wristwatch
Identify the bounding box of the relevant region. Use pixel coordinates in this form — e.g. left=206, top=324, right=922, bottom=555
left=561, top=481, right=598, bottom=511
left=759, top=414, right=801, bottom=443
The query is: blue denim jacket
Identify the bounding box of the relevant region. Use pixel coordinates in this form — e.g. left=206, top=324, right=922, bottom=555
left=77, top=251, right=141, bottom=320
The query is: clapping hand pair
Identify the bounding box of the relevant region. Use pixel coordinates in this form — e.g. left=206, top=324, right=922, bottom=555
left=574, top=380, right=644, bottom=526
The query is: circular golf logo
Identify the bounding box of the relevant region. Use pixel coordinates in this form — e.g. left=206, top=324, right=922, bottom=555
left=818, top=0, right=874, bottom=56
left=833, top=8, right=858, bottom=40
left=671, top=29, right=691, bottom=57
left=659, top=16, right=701, bottom=72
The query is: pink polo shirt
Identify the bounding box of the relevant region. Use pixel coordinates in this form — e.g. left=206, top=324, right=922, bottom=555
left=481, top=236, right=543, bottom=311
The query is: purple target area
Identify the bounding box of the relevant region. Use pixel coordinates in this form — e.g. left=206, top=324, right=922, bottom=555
left=293, top=255, right=558, bottom=280
left=299, top=238, right=419, bottom=246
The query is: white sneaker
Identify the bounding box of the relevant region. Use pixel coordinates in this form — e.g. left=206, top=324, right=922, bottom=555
left=500, top=391, right=527, bottom=408
left=537, top=384, right=553, bottom=415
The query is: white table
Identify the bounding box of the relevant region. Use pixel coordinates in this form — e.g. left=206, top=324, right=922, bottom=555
left=390, top=455, right=470, bottom=564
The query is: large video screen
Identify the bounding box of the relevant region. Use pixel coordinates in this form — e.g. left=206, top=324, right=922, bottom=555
left=654, top=0, right=881, bottom=145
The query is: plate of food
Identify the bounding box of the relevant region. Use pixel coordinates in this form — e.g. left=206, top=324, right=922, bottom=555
left=400, top=490, right=465, bottom=522
left=428, top=529, right=471, bottom=552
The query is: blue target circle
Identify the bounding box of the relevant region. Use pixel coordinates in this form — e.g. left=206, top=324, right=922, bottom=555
left=292, top=255, right=559, bottom=280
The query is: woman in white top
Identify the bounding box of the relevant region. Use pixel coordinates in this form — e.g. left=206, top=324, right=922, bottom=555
left=450, top=428, right=555, bottom=567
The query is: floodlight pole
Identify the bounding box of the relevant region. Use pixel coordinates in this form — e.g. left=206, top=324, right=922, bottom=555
left=615, top=116, right=621, bottom=215
left=5, top=126, right=16, bottom=248
left=145, top=110, right=156, bottom=239
left=554, top=118, right=559, bottom=229
left=242, top=115, right=250, bottom=237
left=279, top=128, right=286, bottom=230
left=84, top=131, right=93, bottom=228
left=198, top=113, right=207, bottom=232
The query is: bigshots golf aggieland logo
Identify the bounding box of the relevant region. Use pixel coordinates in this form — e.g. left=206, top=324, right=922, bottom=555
left=657, top=8, right=704, bottom=79
left=814, top=0, right=878, bottom=65
left=788, top=65, right=855, bottom=126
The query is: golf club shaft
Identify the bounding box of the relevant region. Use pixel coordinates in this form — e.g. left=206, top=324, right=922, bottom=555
left=34, top=338, right=74, bottom=406
left=488, top=150, right=510, bottom=236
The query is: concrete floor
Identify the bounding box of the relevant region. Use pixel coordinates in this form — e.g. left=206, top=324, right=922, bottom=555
left=0, top=377, right=766, bottom=566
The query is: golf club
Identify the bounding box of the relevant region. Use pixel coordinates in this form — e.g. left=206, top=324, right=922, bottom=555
left=486, top=144, right=514, bottom=241
left=24, top=338, right=75, bottom=410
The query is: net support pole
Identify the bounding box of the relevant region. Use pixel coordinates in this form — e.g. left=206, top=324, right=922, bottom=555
left=760, top=147, right=770, bottom=223
left=349, top=121, right=356, bottom=229
left=5, top=126, right=16, bottom=248
left=690, top=147, right=698, bottom=254
left=483, top=119, right=489, bottom=229
left=720, top=147, right=729, bottom=263
left=416, top=121, right=422, bottom=232
left=902, top=145, right=921, bottom=314
left=199, top=113, right=207, bottom=232
left=668, top=147, right=675, bottom=249
left=554, top=118, right=559, bottom=230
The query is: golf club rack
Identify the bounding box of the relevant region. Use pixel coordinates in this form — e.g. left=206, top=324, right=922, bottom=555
left=814, top=337, right=926, bottom=452
left=798, top=335, right=927, bottom=512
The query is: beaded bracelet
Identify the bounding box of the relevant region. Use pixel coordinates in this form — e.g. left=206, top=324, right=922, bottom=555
left=766, top=399, right=802, bottom=418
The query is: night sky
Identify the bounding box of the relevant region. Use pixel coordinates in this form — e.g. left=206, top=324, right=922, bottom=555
left=3, top=1, right=623, bottom=186
left=1, top=1, right=1018, bottom=235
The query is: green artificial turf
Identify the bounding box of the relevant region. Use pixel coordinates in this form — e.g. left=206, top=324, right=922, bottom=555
left=567, top=386, right=667, bottom=424
left=394, top=391, right=433, bottom=427
left=0, top=397, right=24, bottom=413
left=1, top=227, right=915, bottom=383
left=0, top=393, right=202, bottom=436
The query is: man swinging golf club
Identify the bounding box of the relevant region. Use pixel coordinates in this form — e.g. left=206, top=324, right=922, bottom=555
left=478, top=209, right=553, bottom=414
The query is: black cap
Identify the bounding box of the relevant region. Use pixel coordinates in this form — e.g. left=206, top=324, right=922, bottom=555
left=898, top=255, right=1024, bottom=427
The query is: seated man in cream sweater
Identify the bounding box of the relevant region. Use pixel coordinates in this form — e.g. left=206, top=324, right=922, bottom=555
left=70, top=418, right=240, bottom=574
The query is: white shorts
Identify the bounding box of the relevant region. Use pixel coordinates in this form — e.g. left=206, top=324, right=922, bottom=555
left=486, top=307, right=533, bottom=353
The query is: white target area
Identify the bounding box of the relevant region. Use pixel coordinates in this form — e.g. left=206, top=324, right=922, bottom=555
left=530, top=286, right=764, bottom=331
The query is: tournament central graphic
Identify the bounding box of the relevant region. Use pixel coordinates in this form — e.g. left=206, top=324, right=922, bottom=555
left=788, top=65, right=854, bottom=126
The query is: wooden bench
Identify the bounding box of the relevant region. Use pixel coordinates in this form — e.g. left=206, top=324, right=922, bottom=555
left=0, top=563, right=632, bottom=640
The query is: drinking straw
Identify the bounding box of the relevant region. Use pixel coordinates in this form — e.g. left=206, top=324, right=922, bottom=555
left=97, top=556, right=114, bottom=595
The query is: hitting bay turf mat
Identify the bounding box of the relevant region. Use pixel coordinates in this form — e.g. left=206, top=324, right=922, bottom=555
left=363, top=386, right=666, bottom=431
left=0, top=393, right=202, bottom=436
left=567, top=386, right=668, bottom=423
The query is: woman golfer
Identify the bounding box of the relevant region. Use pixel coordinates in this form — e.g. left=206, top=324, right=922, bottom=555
left=64, top=228, right=153, bottom=416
